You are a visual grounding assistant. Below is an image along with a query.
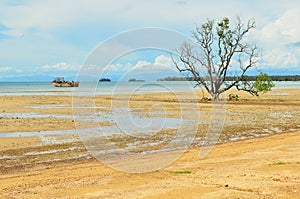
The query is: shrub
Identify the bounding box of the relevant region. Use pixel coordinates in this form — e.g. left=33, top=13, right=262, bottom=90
left=229, top=93, right=239, bottom=101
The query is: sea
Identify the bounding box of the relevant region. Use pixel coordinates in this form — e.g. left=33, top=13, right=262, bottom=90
left=0, top=81, right=299, bottom=96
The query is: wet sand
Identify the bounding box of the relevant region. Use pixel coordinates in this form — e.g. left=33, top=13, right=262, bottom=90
left=0, top=88, right=300, bottom=198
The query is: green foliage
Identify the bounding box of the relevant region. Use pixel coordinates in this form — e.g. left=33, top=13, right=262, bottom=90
left=224, top=75, right=300, bottom=81
left=172, top=170, right=192, bottom=174
left=228, top=94, right=239, bottom=101
left=253, top=72, right=275, bottom=93
left=158, top=75, right=300, bottom=82
left=274, top=161, right=287, bottom=165
left=174, top=17, right=261, bottom=100
left=269, top=161, right=292, bottom=166
left=216, top=17, right=234, bottom=46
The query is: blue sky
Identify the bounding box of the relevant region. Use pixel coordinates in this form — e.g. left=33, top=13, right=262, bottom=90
left=0, top=0, right=300, bottom=81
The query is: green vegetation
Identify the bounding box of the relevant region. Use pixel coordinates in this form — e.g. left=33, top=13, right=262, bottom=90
left=228, top=75, right=300, bottom=81
left=228, top=93, right=239, bottom=101
left=253, top=72, right=275, bottom=93
left=173, top=17, right=262, bottom=100
left=271, top=75, right=300, bottom=81
left=274, top=161, right=288, bottom=165
left=269, top=161, right=300, bottom=166
left=157, top=76, right=193, bottom=81
left=158, top=75, right=300, bottom=82
left=128, top=78, right=145, bottom=82
left=172, top=170, right=192, bottom=174
left=99, top=78, right=111, bottom=82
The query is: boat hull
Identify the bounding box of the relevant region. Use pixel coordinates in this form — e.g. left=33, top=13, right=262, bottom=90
left=51, top=81, right=79, bottom=87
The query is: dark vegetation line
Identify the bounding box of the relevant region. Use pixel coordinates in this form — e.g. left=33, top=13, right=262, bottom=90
left=158, top=75, right=300, bottom=82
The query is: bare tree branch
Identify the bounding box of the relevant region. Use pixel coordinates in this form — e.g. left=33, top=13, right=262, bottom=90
left=172, top=17, right=260, bottom=100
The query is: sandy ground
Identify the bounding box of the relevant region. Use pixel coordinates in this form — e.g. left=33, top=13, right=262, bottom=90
left=1, top=131, right=300, bottom=198
left=0, top=136, right=41, bottom=150
left=0, top=88, right=300, bottom=198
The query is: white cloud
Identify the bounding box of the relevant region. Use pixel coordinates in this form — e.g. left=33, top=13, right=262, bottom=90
left=97, top=55, right=177, bottom=82
left=107, top=63, right=134, bottom=72
left=262, top=48, right=299, bottom=68
left=154, top=55, right=173, bottom=67
left=136, top=55, right=174, bottom=71
left=135, top=60, right=151, bottom=69
left=1, top=0, right=300, bottom=75
left=106, top=55, right=174, bottom=72
left=102, top=54, right=180, bottom=81
left=251, top=8, right=300, bottom=69
left=0, top=66, right=25, bottom=78
left=1, top=0, right=288, bottom=38
left=257, top=8, right=300, bottom=46
left=40, top=62, right=79, bottom=71
left=0, top=66, right=12, bottom=72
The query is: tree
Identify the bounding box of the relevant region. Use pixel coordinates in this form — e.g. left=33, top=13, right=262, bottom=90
left=172, top=17, right=267, bottom=100
left=253, top=72, right=275, bottom=93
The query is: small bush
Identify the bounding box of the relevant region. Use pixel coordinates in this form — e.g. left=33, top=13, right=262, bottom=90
left=229, top=93, right=239, bottom=101
left=172, top=170, right=192, bottom=174
left=269, top=161, right=291, bottom=166
left=274, top=161, right=287, bottom=165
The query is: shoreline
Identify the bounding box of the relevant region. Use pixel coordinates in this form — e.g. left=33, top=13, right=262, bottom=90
left=1, top=81, right=299, bottom=97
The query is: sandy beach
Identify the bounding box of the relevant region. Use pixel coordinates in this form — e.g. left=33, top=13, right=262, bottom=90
left=2, top=0, right=300, bottom=198
left=1, top=131, right=300, bottom=198
left=1, top=88, right=300, bottom=198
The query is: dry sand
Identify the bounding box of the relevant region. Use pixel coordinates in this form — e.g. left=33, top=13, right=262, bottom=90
left=1, top=131, right=299, bottom=198
left=0, top=88, right=300, bottom=198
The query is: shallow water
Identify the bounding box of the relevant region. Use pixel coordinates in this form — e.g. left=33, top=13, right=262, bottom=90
left=23, top=146, right=83, bottom=156
left=0, top=117, right=196, bottom=138
left=0, top=82, right=199, bottom=96
left=1, top=81, right=299, bottom=97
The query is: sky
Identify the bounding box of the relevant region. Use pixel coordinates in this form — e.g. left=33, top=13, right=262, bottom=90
left=0, top=0, right=300, bottom=81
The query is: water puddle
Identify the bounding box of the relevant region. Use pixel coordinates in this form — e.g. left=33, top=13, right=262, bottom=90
left=0, top=116, right=197, bottom=145
left=0, top=107, right=146, bottom=123
left=0, top=112, right=74, bottom=119
left=0, top=146, right=87, bottom=160
left=25, top=105, right=114, bottom=109
left=23, top=146, right=84, bottom=156
left=25, top=105, right=70, bottom=109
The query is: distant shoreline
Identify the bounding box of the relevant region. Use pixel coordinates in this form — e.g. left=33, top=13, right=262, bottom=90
left=158, top=75, right=300, bottom=82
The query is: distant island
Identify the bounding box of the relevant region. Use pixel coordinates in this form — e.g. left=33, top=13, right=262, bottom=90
left=128, top=78, right=145, bottom=82
left=99, top=78, right=111, bottom=82
left=158, top=75, right=300, bottom=82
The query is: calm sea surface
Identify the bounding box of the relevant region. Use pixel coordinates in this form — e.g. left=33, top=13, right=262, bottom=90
left=0, top=81, right=299, bottom=96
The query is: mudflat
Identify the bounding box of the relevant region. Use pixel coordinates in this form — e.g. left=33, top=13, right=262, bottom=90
left=0, top=88, right=300, bottom=198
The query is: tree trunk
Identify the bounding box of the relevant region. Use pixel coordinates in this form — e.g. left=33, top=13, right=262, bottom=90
left=211, top=93, right=220, bottom=101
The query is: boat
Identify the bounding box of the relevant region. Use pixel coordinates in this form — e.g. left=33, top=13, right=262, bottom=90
left=51, top=77, right=79, bottom=87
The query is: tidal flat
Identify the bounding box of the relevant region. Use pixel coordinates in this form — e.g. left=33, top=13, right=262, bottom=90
left=0, top=88, right=300, bottom=198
